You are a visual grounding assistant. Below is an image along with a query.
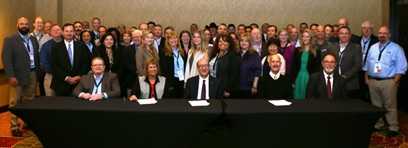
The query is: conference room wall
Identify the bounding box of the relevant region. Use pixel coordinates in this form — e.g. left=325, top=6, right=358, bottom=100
left=36, top=0, right=389, bottom=33
left=0, top=0, right=36, bottom=70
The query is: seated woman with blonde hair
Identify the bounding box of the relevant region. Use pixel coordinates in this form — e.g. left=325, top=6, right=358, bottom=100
left=129, top=58, right=169, bottom=100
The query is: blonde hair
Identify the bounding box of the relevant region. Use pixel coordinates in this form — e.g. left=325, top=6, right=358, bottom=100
left=164, top=31, right=185, bottom=57
left=144, top=58, right=160, bottom=76
left=300, top=31, right=317, bottom=56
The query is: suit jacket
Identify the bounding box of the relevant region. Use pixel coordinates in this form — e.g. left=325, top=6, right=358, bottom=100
left=358, top=35, right=379, bottom=64
left=157, top=37, right=166, bottom=57
left=83, top=42, right=97, bottom=58
left=94, top=46, right=122, bottom=74
left=73, top=72, right=120, bottom=98
left=2, top=33, right=40, bottom=86
left=159, top=51, right=187, bottom=84
left=184, top=75, right=223, bottom=99
left=307, top=72, right=345, bottom=99
left=51, top=40, right=91, bottom=96
left=335, top=42, right=362, bottom=91
left=215, top=51, right=241, bottom=94
left=121, top=44, right=138, bottom=89
left=291, top=48, right=321, bottom=82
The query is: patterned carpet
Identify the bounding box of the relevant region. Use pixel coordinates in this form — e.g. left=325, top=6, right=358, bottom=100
left=2, top=111, right=408, bottom=148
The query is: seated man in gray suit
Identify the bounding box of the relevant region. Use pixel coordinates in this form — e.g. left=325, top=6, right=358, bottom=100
left=73, top=57, right=120, bottom=101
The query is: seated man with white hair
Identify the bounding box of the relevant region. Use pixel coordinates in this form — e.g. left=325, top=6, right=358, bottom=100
left=258, top=54, right=292, bottom=99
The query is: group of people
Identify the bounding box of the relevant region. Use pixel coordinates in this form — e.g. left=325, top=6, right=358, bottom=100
left=2, top=16, right=407, bottom=136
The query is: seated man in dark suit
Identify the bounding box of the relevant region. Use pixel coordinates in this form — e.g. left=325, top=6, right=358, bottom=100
left=307, top=52, right=345, bottom=99
left=185, top=57, right=223, bottom=99
left=73, top=57, right=120, bottom=101
left=258, top=54, right=292, bottom=99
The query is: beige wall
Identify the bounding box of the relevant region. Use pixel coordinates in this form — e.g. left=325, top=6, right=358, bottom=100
left=0, top=0, right=36, bottom=69
left=53, top=0, right=389, bottom=32
left=0, top=0, right=35, bottom=107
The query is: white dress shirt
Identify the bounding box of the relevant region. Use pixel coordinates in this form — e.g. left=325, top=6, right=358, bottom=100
left=323, top=72, right=333, bottom=92
left=269, top=71, right=281, bottom=80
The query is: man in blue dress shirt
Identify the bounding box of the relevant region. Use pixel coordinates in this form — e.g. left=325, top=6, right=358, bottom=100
left=363, top=26, right=408, bottom=135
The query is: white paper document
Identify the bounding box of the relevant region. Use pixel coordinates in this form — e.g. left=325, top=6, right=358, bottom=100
left=268, top=100, right=292, bottom=106
left=137, top=98, right=158, bottom=105
left=188, top=100, right=210, bottom=107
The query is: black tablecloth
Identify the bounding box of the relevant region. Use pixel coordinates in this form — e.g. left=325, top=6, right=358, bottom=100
left=10, top=97, right=383, bottom=148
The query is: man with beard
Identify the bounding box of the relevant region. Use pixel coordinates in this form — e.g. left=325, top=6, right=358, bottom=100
left=363, top=26, right=407, bottom=136
left=73, top=21, right=83, bottom=41
left=307, top=52, right=345, bottom=99
left=2, top=17, right=40, bottom=136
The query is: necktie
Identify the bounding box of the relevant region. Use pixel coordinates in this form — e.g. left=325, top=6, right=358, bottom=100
left=67, top=43, right=73, bottom=66
left=201, top=80, right=206, bottom=99
left=327, top=76, right=332, bottom=98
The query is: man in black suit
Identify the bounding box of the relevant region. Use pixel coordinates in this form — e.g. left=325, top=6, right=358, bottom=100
left=307, top=52, right=345, bottom=99
left=335, top=26, right=362, bottom=99
left=121, top=29, right=142, bottom=95
left=185, top=58, right=223, bottom=99
left=152, top=24, right=166, bottom=56
left=358, top=21, right=379, bottom=102
left=51, top=23, right=90, bottom=96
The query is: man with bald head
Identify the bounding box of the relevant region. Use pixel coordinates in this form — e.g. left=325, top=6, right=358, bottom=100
left=329, top=17, right=360, bottom=44
left=2, top=17, right=40, bottom=136
left=363, top=26, right=407, bottom=136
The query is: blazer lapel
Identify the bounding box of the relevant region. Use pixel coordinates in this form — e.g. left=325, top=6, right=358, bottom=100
left=89, top=74, right=95, bottom=93
left=209, top=77, right=215, bottom=98
left=16, top=34, right=30, bottom=55
left=62, top=42, right=72, bottom=70
left=319, top=73, right=328, bottom=98
left=101, top=73, right=108, bottom=92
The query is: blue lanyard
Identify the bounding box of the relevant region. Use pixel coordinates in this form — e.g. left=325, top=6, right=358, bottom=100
left=378, top=42, right=391, bottom=61
left=93, top=77, right=103, bottom=93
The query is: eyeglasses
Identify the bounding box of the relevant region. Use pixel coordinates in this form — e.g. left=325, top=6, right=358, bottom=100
left=91, top=64, right=105, bottom=67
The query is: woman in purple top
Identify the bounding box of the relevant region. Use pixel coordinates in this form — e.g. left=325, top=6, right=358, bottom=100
left=278, top=30, right=295, bottom=77
left=239, top=34, right=261, bottom=98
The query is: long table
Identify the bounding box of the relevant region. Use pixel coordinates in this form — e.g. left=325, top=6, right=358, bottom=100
left=10, top=97, right=383, bottom=148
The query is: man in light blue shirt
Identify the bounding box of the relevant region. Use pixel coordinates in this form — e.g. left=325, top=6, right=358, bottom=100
left=363, top=26, right=407, bottom=135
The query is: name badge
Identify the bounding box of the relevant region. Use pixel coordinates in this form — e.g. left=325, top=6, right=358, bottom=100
left=177, top=71, right=184, bottom=81
left=374, top=63, right=382, bottom=73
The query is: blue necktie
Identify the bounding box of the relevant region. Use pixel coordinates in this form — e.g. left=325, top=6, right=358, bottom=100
left=67, top=43, right=73, bottom=66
